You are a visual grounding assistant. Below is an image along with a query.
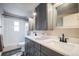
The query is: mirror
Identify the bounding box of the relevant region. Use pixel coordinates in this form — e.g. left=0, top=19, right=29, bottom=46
left=56, top=3, right=79, bottom=28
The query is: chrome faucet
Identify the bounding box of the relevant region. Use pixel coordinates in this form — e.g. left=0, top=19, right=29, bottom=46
left=59, top=34, right=68, bottom=43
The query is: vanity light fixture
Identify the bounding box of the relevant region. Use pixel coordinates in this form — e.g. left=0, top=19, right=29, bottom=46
left=53, top=3, right=64, bottom=7
left=33, top=12, right=37, bottom=16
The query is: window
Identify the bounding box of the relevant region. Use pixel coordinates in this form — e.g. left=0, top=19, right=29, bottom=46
left=25, top=22, right=29, bottom=31
left=14, top=21, right=19, bottom=32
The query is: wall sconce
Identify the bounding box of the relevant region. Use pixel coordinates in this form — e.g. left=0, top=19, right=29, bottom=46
left=33, top=12, right=37, bottom=16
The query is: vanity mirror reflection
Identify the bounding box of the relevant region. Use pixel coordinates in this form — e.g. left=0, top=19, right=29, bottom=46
left=56, top=3, right=79, bottom=28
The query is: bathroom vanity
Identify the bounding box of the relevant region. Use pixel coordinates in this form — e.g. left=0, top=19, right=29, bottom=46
left=25, top=34, right=79, bottom=56
left=25, top=37, right=63, bottom=56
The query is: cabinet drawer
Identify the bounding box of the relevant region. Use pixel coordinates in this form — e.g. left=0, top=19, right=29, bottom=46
left=41, top=45, right=63, bottom=56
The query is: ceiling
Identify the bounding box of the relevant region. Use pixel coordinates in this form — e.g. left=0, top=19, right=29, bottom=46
left=0, top=3, right=39, bottom=18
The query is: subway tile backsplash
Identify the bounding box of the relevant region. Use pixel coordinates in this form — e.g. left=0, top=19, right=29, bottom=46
left=30, top=28, right=79, bottom=44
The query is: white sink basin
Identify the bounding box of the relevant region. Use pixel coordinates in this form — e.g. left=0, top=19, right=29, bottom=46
left=49, top=40, right=75, bottom=52
left=36, top=36, right=59, bottom=41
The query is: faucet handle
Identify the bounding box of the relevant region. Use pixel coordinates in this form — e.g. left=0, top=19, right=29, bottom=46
left=65, top=38, right=68, bottom=43
left=59, top=37, right=62, bottom=42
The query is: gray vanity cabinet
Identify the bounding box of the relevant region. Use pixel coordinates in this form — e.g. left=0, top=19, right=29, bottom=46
left=25, top=37, right=32, bottom=55
left=34, top=48, right=40, bottom=56
left=28, top=40, right=35, bottom=56
left=40, top=45, right=63, bottom=56
left=25, top=37, right=63, bottom=56
left=35, top=3, right=48, bottom=30
left=33, top=41, right=41, bottom=56
left=25, top=38, right=40, bottom=56
left=25, top=37, right=28, bottom=55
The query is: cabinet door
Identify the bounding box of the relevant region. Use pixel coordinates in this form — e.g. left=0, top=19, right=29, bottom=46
left=33, top=41, right=41, bottom=56
left=40, top=52, right=46, bottom=56
left=35, top=3, right=47, bottom=30
left=34, top=48, right=40, bottom=56
left=34, top=41, right=40, bottom=50
left=25, top=38, right=34, bottom=56
left=25, top=38, right=41, bottom=56
left=29, top=40, right=35, bottom=56
left=40, top=45, right=63, bottom=56
left=27, top=40, right=34, bottom=56
left=30, top=40, right=41, bottom=56
left=25, top=38, right=30, bottom=55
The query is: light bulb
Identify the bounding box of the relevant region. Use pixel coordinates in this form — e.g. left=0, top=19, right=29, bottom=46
left=33, top=12, right=37, bottom=16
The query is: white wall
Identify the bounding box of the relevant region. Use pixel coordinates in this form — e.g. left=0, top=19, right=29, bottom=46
left=3, top=16, right=26, bottom=47
left=63, top=13, right=79, bottom=28
left=0, top=14, right=2, bottom=34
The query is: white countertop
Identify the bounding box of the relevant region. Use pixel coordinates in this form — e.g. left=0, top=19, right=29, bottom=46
left=26, top=35, right=79, bottom=56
